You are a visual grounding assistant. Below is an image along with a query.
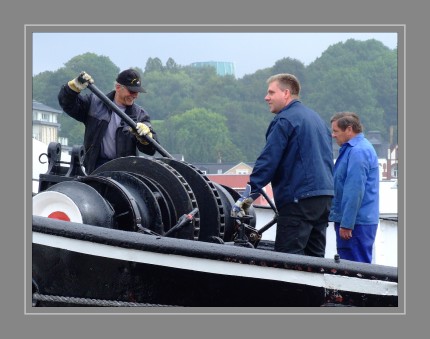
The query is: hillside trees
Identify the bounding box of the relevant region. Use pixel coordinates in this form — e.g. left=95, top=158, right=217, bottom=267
left=32, top=39, right=398, bottom=162
left=159, top=108, right=244, bottom=162
left=305, top=39, right=397, bottom=140
left=33, top=53, right=123, bottom=148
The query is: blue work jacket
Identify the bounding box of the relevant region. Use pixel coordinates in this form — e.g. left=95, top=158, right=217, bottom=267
left=249, top=100, right=334, bottom=210
left=329, top=133, right=379, bottom=229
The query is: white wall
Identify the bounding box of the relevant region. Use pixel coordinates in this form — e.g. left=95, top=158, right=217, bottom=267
left=32, top=138, right=71, bottom=194
left=256, top=180, right=398, bottom=267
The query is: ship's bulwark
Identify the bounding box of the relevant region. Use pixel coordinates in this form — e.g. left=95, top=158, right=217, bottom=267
left=31, top=148, right=398, bottom=308
left=33, top=244, right=329, bottom=307
left=32, top=216, right=398, bottom=308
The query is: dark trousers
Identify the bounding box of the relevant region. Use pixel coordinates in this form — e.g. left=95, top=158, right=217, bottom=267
left=274, top=195, right=332, bottom=257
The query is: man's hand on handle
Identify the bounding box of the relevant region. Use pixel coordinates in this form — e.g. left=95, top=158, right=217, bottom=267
left=68, top=71, right=94, bottom=93
left=231, top=184, right=255, bottom=218
left=131, top=122, right=153, bottom=145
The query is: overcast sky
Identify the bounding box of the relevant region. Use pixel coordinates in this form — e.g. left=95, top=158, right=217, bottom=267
left=32, top=31, right=398, bottom=79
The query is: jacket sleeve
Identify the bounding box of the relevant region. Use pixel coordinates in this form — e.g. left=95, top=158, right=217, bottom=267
left=58, top=84, right=91, bottom=124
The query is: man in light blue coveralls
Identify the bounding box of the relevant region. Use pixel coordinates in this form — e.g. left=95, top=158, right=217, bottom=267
left=329, top=112, right=379, bottom=263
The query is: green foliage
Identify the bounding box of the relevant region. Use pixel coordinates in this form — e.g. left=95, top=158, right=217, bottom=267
left=32, top=39, right=398, bottom=162
left=145, top=57, right=164, bottom=73
left=64, top=52, right=121, bottom=93
left=140, top=69, right=194, bottom=119
left=159, top=108, right=243, bottom=162
left=165, top=57, right=179, bottom=72
left=33, top=69, right=75, bottom=110
left=59, top=114, right=85, bottom=146
left=306, top=39, right=397, bottom=141
left=271, top=58, right=307, bottom=89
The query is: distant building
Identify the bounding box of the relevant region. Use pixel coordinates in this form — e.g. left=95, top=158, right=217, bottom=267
left=190, top=61, right=235, bottom=77
left=224, top=162, right=253, bottom=175
left=32, top=100, right=65, bottom=146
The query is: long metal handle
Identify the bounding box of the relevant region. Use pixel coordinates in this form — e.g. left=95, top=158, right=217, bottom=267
left=87, top=83, right=174, bottom=159
left=255, top=188, right=278, bottom=236
left=259, top=188, right=278, bottom=214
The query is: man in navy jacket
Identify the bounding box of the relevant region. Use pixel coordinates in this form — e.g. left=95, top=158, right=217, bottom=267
left=232, top=73, right=334, bottom=257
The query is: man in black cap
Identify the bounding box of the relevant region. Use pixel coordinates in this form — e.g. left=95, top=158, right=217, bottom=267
left=58, top=69, right=158, bottom=173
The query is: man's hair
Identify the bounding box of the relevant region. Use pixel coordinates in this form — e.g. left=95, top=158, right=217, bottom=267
left=330, top=112, right=363, bottom=133
left=266, top=73, right=301, bottom=96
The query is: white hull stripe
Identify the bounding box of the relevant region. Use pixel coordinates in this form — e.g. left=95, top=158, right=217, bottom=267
left=33, top=232, right=397, bottom=296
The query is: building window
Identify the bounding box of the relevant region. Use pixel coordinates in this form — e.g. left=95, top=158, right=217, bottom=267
left=392, top=164, right=398, bottom=178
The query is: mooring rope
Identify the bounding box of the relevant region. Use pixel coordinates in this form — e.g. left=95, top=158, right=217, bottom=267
left=32, top=293, right=179, bottom=307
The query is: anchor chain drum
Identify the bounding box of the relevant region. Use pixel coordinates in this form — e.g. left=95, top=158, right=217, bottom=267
left=34, top=154, right=254, bottom=242
left=33, top=180, right=115, bottom=228
left=92, top=157, right=200, bottom=240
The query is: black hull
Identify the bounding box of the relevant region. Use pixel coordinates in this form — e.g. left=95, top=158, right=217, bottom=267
left=32, top=216, right=398, bottom=308
left=33, top=244, right=327, bottom=307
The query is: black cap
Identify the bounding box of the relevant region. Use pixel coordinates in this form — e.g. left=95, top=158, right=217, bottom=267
left=116, top=69, right=146, bottom=93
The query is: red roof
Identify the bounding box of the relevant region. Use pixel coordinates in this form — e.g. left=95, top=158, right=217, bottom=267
left=206, top=174, right=250, bottom=189
left=206, top=174, right=274, bottom=207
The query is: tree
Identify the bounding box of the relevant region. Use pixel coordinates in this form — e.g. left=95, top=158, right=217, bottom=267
left=160, top=108, right=243, bottom=162
left=33, top=53, right=128, bottom=143
left=165, top=57, right=179, bottom=72
left=140, top=69, right=194, bottom=119
left=239, top=68, right=272, bottom=105
left=145, top=57, right=163, bottom=73
left=64, top=52, right=120, bottom=93
left=306, top=39, right=396, bottom=139
left=271, top=57, right=307, bottom=91
left=32, top=39, right=398, bottom=159
left=306, top=67, right=384, bottom=131
left=362, top=50, right=398, bottom=142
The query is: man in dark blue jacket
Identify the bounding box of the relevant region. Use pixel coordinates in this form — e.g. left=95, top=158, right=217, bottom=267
left=232, top=73, right=334, bottom=257
left=58, top=68, right=158, bottom=174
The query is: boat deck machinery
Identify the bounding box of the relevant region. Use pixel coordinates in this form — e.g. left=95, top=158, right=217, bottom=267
left=31, top=142, right=398, bottom=308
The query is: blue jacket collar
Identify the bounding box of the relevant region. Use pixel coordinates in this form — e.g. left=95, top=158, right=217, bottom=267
left=346, top=133, right=364, bottom=147
left=278, top=99, right=300, bottom=114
